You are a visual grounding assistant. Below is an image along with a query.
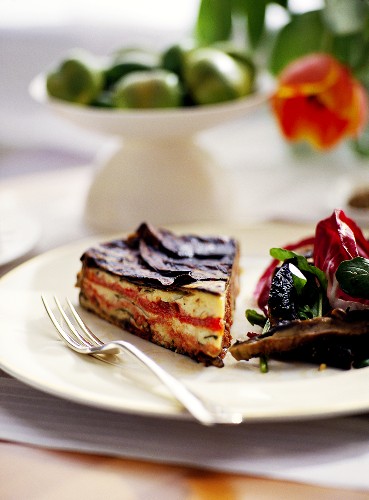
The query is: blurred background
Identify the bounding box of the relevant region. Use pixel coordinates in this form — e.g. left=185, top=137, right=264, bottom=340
left=1, top=0, right=367, bottom=226
left=0, top=1, right=201, bottom=175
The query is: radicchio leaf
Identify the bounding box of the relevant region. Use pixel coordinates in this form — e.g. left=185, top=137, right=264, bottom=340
left=314, top=209, right=369, bottom=309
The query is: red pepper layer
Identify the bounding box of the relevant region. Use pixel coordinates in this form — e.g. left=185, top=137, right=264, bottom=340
left=81, top=279, right=225, bottom=358
left=84, top=268, right=224, bottom=332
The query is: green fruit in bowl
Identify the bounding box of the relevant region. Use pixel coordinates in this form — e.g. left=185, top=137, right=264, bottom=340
left=210, top=41, right=256, bottom=83
left=183, top=48, right=254, bottom=105
left=112, top=70, right=182, bottom=109
left=90, top=90, right=115, bottom=108
left=46, top=50, right=104, bottom=104
left=104, top=48, right=160, bottom=87
left=161, top=40, right=196, bottom=77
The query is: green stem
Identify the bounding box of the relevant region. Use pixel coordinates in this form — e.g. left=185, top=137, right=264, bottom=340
left=319, top=29, right=334, bottom=53
left=259, top=355, right=269, bottom=373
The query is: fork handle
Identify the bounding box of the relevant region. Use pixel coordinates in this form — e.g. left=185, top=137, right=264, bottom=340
left=111, top=340, right=217, bottom=426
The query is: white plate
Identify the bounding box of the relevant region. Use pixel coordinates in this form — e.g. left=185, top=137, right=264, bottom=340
left=0, top=232, right=368, bottom=422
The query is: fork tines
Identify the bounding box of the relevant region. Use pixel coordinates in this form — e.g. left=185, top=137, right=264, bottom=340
left=42, top=295, right=100, bottom=353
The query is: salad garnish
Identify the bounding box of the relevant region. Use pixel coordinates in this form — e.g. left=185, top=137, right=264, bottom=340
left=230, top=209, right=369, bottom=371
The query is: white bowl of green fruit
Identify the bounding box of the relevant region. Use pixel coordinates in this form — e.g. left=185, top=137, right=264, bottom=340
left=30, top=42, right=272, bottom=230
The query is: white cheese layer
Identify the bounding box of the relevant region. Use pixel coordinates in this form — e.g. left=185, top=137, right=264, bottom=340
left=83, top=269, right=228, bottom=356
left=92, top=269, right=226, bottom=320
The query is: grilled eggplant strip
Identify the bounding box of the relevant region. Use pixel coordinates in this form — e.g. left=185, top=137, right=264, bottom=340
left=229, top=310, right=369, bottom=369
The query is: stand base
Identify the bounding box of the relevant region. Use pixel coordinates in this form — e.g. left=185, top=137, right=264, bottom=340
left=84, top=139, right=233, bottom=231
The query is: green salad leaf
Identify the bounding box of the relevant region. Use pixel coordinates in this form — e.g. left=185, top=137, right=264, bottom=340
left=336, top=256, right=369, bottom=299
left=288, top=262, right=307, bottom=295
left=245, top=308, right=267, bottom=327
left=270, top=247, right=328, bottom=291
left=269, top=247, right=328, bottom=319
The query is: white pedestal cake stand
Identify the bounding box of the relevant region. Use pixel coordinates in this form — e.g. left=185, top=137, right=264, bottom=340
left=30, top=74, right=271, bottom=231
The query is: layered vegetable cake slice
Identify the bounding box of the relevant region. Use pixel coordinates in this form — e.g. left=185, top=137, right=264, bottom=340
left=76, top=223, right=240, bottom=366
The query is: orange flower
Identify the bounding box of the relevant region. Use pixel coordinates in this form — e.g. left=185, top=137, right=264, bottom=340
left=271, top=53, right=368, bottom=149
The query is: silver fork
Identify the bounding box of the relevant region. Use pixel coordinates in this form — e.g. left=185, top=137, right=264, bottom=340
left=41, top=295, right=243, bottom=426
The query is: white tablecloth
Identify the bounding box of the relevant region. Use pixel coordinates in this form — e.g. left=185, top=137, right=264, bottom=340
left=0, top=374, right=368, bottom=491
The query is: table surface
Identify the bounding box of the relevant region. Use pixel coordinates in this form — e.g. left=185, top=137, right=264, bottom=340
left=1, top=159, right=369, bottom=498
left=2, top=442, right=369, bottom=500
